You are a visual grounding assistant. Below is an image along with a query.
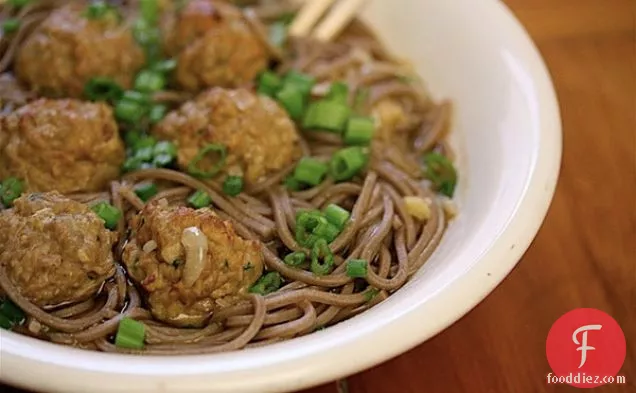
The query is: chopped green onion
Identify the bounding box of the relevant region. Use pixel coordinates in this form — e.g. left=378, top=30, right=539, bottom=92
left=423, top=152, right=458, bottom=197
left=1, top=177, right=23, bottom=207
left=133, top=135, right=157, bottom=151
left=124, top=130, right=142, bottom=147
left=249, top=272, right=282, bottom=295
left=0, top=298, right=25, bottom=327
left=303, top=100, right=351, bottom=132
left=122, top=90, right=151, bottom=105
left=326, top=82, right=349, bottom=105
left=153, top=141, right=177, bottom=159
left=284, top=251, right=306, bottom=267
left=329, top=147, right=368, bottom=182
left=258, top=71, right=283, bottom=97
left=346, top=259, right=368, bottom=278
left=284, top=71, right=315, bottom=96
left=276, top=86, right=305, bottom=120
left=312, top=220, right=340, bottom=243
left=0, top=313, right=12, bottom=330
left=114, top=99, right=145, bottom=124
left=115, top=317, right=145, bottom=349
left=134, top=146, right=154, bottom=162
left=344, top=117, right=375, bottom=145
left=152, top=59, right=177, bottom=74
left=324, top=204, right=350, bottom=229
left=269, top=21, right=288, bottom=48
left=364, top=287, right=379, bottom=302
left=188, top=144, right=227, bottom=179
left=293, top=157, right=328, bottom=186
left=152, top=154, right=173, bottom=167
left=134, top=70, right=166, bottom=93
left=310, top=239, right=335, bottom=276
left=134, top=183, right=158, bottom=202
left=84, top=77, right=124, bottom=103
left=84, top=1, right=120, bottom=21
left=187, top=190, right=212, bottom=209
left=132, top=18, right=160, bottom=46
left=8, top=0, right=31, bottom=8
left=295, top=210, right=325, bottom=248
left=222, top=176, right=244, bottom=197
left=148, top=104, right=167, bottom=124
left=91, top=202, right=122, bottom=230
left=2, top=18, right=20, bottom=34
left=122, top=156, right=144, bottom=172
left=284, top=175, right=304, bottom=191
left=140, top=0, right=159, bottom=24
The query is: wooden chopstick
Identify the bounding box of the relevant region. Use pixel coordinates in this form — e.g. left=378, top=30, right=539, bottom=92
left=312, top=0, right=369, bottom=42
left=289, top=0, right=338, bottom=38
left=289, top=0, right=370, bottom=42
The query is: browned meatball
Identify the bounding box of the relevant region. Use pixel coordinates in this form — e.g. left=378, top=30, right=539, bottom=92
left=16, top=3, right=144, bottom=98
left=122, top=200, right=263, bottom=327
left=153, top=88, right=301, bottom=184
left=0, top=99, right=126, bottom=193
left=162, top=0, right=268, bottom=90
left=0, top=192, right=117, bottom=307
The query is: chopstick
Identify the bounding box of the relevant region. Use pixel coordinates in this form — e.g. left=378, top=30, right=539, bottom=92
left=289, top=0, right=370, bottom=42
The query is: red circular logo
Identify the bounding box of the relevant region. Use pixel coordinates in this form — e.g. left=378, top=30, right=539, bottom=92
left=546, top=308, right=626, bottom=388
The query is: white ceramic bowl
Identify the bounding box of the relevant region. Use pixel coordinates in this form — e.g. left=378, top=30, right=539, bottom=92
left=0, top=0, right=561, bottom=392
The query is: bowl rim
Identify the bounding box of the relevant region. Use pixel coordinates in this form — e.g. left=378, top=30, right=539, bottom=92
left=0, top=1, right=562, bottom=392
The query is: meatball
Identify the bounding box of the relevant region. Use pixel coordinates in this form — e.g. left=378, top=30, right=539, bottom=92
left=16, top=3, right=144, bottom=98
left=122, top=200, right=264, bottom=326
left=0, top=99, right=126, bottom=194
left=153, top=88, right=301, bottom=184
left=0, top=192, right=117, bottom=307
left=162, top=0, right=269, bottom=90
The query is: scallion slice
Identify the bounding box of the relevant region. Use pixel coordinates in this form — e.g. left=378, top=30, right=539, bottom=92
left=324, top=204, right=350, bottom=229
left=84, top=77, right=124, bottom=103
left=346, top=259, right=368, bottom=278
left=222, top=176, right=244, bottom=197
left=295, top=210, right=325, bottom=248
left=187, top=144, right=227, bottom=179
left=187, top=190, right=212, bottom=209
left=293, top=157, right=328, bottom=186
left=276, top=85, right=305, bottom=120
left=284, top=251, right=306, bottom=267
left=344, top=117, right=375, bottom=145
left=249, top=272, right=282, bottom=295
left=283, top=71, right=315, bottom=96
left=134, top=70, right=165, bottom=93
left=115, top=317, right=145, bottom=349
left=326, top=82, right=349, bottom=105
left=258, top=71, right=283, bottom=97
left=329, top=147, right=368, bottom=182
left=0, top=177, right=23, bottom=207
left=423, top=152, right=458, bottom=197
left=303, top=100, right=351, bottom=132
left=91, top=202, right=122, bottom=230
left=310, top=239, right=335, bottom=276
left=134, top=182, right=158, bottom=202
left=2, top=18, right=20, bottom=34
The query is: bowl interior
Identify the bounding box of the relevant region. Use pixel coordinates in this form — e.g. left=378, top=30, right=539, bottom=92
left=0, top=1, right=561, bottom=392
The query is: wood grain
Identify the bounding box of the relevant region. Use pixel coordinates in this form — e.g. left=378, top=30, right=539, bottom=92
left=2, top=1, right=635, bottom=393
left=304, top=0, right=636, bottom=392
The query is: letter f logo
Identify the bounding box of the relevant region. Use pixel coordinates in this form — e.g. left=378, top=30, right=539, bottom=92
left=572, top=324, right=602, bottom=368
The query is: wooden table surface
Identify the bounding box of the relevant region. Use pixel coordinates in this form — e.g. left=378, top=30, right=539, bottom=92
left=3, top=0, right=635, bottom=392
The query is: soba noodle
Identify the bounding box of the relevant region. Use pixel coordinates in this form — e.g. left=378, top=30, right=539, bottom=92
left=0, top=0, right=455, bottom=355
